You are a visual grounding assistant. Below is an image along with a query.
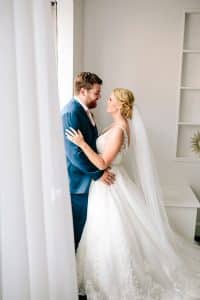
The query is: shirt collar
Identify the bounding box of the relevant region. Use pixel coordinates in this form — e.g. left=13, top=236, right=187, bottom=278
left=74, top=96, right=89, bottom=112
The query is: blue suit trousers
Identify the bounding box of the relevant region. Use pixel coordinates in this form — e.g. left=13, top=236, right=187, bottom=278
left=71, top=193, right=88, bottom=251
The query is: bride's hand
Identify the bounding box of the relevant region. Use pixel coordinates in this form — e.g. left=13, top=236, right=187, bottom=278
left=65, top=127, right=85, bottom=147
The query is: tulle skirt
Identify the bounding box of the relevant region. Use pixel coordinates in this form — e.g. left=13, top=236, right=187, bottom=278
left=76, top=165, right=200, bottom=300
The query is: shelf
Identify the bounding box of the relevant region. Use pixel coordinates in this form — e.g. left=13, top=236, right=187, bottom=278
left=178, top=122, right=200, bottom=126
left=180, top=86, right=200, bottom=90
left=184, top=12, right=200, bottom=49
left=176, top=10, right=200, bottom=161
left=181, top=53, right=200, bottom=86
left=175, top=157, right=200, bottom=163
left=185, top=10, right=200, bottom=15
left=179, top=89, right=200, bottom=123
left=183, top=49, right=200, bottom=53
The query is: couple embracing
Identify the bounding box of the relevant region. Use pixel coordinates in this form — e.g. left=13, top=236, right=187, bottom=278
left=62, top=72, right=200, bottom=300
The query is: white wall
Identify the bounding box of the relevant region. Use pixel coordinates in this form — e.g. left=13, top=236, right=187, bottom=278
left=78, top=0, right=200, bottom=201
left=74, top=0, right=84, bottom=75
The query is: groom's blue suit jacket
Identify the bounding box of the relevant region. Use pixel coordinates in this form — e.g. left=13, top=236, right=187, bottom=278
left=62, top=99, right=103, bottom=194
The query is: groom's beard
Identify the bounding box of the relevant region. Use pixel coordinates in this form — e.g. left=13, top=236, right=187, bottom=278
left=87, top=101, right=98, bottom=109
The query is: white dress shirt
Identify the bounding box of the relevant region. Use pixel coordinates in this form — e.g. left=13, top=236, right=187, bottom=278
left=74, top=96, right=96, bottom=126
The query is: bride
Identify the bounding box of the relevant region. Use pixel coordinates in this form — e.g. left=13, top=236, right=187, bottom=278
left=66, top=88, right=200, bottom=300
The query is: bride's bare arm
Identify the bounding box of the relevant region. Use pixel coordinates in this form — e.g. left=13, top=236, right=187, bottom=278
left=65, top=127, right=124, bottom=170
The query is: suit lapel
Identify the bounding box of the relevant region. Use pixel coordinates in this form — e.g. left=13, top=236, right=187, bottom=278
left=72, top=99, right=98, bottom=133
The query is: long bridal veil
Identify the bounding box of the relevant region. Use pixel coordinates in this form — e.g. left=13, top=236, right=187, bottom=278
left=125, top=106, right=200, bottom=298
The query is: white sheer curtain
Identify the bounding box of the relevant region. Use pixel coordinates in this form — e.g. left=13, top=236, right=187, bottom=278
left=0, top=1, right=78, bottom=299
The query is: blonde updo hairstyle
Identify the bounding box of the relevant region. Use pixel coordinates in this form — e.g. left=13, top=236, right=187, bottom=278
left=113, top=88, right=135, bottom=119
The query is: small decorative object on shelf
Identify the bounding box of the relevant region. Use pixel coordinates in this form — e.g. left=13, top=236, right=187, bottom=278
left=191, top=131, right=200, bottom=157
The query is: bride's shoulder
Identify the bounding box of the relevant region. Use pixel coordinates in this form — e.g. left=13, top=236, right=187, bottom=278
left=113, top=123, right=130, bottom=147
left=109, top=124, right=129, bottom=145
left=101, top=122, right=129, bottom=139
left=100, top=124, right=129, bottom=150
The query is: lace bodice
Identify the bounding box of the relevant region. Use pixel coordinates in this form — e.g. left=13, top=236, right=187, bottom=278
left=96, top=126, right=129, bottom=166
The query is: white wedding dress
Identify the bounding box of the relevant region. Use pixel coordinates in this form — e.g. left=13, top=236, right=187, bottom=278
left=76, top=125, right=200, bottom=300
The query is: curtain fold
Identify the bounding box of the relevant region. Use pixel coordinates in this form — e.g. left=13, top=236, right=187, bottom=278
left=0, top=1, right=77, bottom=299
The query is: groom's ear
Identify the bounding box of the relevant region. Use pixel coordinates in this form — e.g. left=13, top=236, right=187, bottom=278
left=80, top=87, right=86, bottom=97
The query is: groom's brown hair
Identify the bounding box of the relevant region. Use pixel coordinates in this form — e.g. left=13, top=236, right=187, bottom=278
left=74, top=72, right=103, bottom=95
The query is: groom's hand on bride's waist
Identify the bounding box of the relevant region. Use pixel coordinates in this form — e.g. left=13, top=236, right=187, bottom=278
left=100, top=167, right=115, bottom=185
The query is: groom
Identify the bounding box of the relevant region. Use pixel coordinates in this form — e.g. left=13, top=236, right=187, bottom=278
left=62, top=72, right=115, bottom=251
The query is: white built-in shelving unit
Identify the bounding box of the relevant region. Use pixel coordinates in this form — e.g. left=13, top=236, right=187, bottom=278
left=176, top=9, right=200, bottom=162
